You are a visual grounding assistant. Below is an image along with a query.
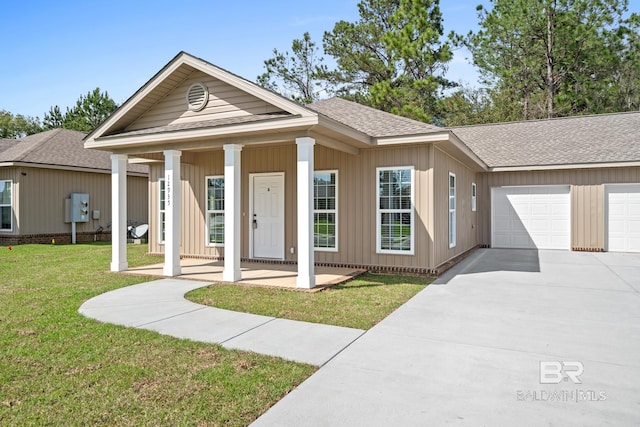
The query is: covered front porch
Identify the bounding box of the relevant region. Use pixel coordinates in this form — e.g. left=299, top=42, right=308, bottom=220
left=108, top=136, right=339, bottom=289
left=123, top=258, right=365, bottom=290
left=84, top=52, right=370, bottom=289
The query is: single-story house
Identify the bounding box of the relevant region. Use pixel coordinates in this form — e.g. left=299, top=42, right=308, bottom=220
left=0, top=128, right=148, bottom=245
left=84, top=51, right=640, bottom=288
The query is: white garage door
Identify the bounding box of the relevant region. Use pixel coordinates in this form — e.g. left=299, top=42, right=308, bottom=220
left=492, top=186, right=571, bottom=250
left=607, top=184, right=640, bottom=252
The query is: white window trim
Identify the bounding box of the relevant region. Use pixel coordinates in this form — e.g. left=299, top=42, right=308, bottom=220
left=158, top=177, right=165, bottom=245
left=471, top=182, right=477, bottom=212
left=205, top=175, right=225, bottom=247
left=0, top=179, right=13, bottom=232
left=314, top=170, right=338, bottom=252
left=449, top=172, right=456, bottom=248
left=376, top=166, right=415, bottom=255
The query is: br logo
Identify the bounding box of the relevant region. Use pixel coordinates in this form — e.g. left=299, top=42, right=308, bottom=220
left=540, top=361, right=584, bottom=384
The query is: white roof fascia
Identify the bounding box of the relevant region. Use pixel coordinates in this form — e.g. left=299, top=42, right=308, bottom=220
left=492, top=161, right=640, bottom=172
left=88, top=115, right=319, bottom=149
left=374, top=132, right=450, bottom=145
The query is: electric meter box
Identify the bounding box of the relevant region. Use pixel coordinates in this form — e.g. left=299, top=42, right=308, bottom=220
left=70, top=193, right=90, bottom=223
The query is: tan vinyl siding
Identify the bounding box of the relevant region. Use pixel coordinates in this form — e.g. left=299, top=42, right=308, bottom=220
left=572, top=185, right=605, bottom=250
left=433, top=147, right=478, bottom=266
left=314, top=144, right=432, bottom=269
left=149, top=165, right=163, bottom=252
left=148, top=143, right=436, bottom=269
left=12, top=166, right=147, bottom=235
left=477, top=167, right=640, bottom=250
left=149, top=156, right=226, bottom=258
left=127, top=71, right=284, bottom=131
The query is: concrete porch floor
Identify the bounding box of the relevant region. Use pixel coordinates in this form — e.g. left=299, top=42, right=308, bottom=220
left=124, top=258, right=365, bottom=291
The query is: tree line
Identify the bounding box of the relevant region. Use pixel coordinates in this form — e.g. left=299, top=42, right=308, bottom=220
left=0, top=88, right=117, bottom=139
left=2, top=0, right=638, bottom=138
left=258, top=0, right=640, bottom=126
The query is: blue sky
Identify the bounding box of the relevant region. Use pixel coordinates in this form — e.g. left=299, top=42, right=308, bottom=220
left=1, top=0, right=614, bottom=119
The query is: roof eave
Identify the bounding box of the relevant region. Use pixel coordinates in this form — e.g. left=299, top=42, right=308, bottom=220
left=374, top=131, right=450, bottom=145
left=86, top=115, right=319, bottom=151
left=0, top=161, right=148, bottom=176
left=491, top=161, right=640, bottom=172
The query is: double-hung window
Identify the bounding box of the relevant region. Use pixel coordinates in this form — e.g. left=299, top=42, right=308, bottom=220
left=314, top=170, right=337, bottom=251
left=377, top=167, right=414, bottom=254
left=449, top=172, right=456, bottom=248
left=0, top=180, right=12, bottom=231
left=159, top=178, right=166, bottom=244
left=206, top=176, right=225, bottom=246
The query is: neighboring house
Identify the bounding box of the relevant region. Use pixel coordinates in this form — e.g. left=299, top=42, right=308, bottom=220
left=0, top=129, right=148, bottom=245
left=85, top=52, right=640, bottom=288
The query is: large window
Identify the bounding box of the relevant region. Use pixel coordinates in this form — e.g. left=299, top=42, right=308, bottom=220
left=314, top=171, right=337, bottom=251
left=0, top=180, right=12, bottom=231
left=449, top=172, right=456, bottom=248
left=377, top=167, right=414, bottom=254
left=206, top=176, right=225, bottom=246
left=159, top=178, right=165, bottom=244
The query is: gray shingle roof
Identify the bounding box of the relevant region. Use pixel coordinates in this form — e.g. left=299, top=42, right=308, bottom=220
left=451, top=112, right=640, bottom=168
left=308, top=97, right=443, bottom=138
left=0, top=129, right=148, bottom=174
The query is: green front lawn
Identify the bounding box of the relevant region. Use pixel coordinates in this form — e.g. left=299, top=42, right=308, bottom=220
left=0, top=243, right=314, bottom=426
left=187, top=273, right=431, bottom=330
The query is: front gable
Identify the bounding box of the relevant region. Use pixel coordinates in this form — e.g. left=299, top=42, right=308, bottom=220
left=85, top=52, right=317, bottom=150
left=126, top=70, right=287, bottom=132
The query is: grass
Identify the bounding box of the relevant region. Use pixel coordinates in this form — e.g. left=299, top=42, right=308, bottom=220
left=187, top=273, right=431, bottom=330
left=0, top=243, right=315, bottom=426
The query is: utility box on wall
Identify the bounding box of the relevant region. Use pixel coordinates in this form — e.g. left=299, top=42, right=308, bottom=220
left=70, top=193, right=90, bottom=223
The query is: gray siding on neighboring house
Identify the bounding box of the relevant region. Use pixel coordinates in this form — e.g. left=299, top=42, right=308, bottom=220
left=0, top=166, right=147, bottom=239
left=148, top=143, right=471, bottom=270
left=0, top=168, right=20, bottom=234
left=476, top=167, right=640, bottom=251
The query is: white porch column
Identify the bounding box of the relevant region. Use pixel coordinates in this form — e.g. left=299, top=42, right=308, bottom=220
left=163, top=150, right=182, bottom=277
left=110, top=154, right=128, bottom=272
left=296, top=137, right=315, bottom=289
left=223, top=144, right=243, bottom=282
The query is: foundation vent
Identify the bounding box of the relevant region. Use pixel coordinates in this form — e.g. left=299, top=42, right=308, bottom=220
left=186, top=82, right=208, bottom=111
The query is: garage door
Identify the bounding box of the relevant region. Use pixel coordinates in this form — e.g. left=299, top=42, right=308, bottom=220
left=492, top=186, right=571, bottom=249
left=607, top=184, right=640, bottom=252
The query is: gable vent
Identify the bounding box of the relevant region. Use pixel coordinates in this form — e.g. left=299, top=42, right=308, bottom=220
left=186, top=82, right=209, bottom=112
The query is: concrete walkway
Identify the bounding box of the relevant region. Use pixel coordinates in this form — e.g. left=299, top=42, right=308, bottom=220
left=253, top=249, right=640, bottom=426
left=79, top=279, right=364, bottom=366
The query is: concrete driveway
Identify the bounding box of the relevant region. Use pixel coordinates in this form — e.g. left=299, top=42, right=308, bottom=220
left=253, top=249, right=640, bottom=426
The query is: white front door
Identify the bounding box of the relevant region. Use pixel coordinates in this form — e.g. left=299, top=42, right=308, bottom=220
left=607, top=184, right=640, bottom=252
left=251, top=173, right=285, bottom=259
left=491, top=186, right=571, bottom=250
